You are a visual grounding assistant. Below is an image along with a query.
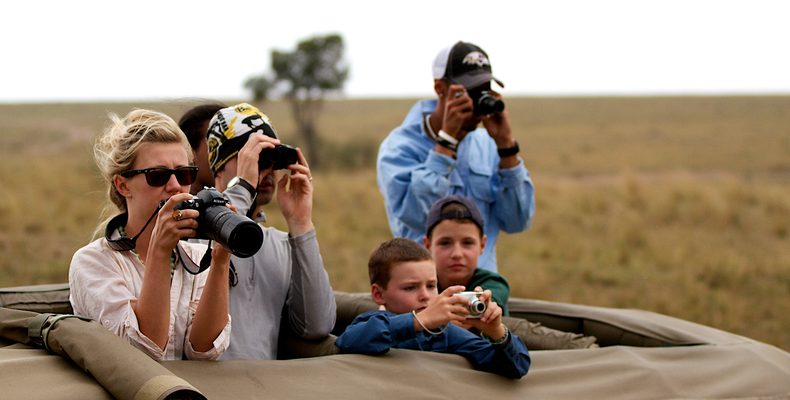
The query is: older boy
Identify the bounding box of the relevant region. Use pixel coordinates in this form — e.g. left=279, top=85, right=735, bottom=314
left=335, top=238, right=530, bottom=379
left=424, top=195, right=510, bottom=315
left=422, top=195, right=600, bottom=350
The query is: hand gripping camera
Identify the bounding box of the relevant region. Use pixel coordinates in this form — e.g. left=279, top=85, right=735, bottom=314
left=454, top=87, right=505, bottom=115
left=175, top=187, right=263, bottom=258
left=455, top=291, right=487, bottom=318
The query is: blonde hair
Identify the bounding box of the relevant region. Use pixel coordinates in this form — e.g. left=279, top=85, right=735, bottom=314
left=92, top=109, right=192, bottom=236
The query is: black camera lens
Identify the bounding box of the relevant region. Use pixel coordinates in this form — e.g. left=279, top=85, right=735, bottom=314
left=475, top=93, right=505, bottom=115
left=201, top=205, right=263, bottom=258
left=177, top=188, right=263, bottom=258
left=469, top=298, right=487, bottom=316
left=466, top=86, right=505, bottom=116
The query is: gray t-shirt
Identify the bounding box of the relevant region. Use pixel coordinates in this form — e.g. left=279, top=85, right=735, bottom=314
left=219, top=184, right=336, bottom=360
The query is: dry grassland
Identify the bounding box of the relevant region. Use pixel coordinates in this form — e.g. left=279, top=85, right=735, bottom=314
left=0, top=96, right=788, bottom=350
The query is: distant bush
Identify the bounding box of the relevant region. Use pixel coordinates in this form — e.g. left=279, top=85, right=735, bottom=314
left=311, top=137, right=380, bottom=171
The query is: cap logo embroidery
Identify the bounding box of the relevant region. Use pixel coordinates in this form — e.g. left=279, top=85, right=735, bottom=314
left=225, top=116, right=238, bottom=139
left=462, top=51, right=490, bottom=67
left=207, top=135, right=221, bottom=166
left=241, top=114, right=268, bottom=133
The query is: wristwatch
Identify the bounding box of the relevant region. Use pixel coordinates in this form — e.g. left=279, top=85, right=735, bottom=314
left=227, top=176, right=256, bottom=198
left=497, top=141, right=520, bottom=158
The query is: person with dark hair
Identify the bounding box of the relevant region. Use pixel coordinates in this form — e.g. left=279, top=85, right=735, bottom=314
left=421, top=195, right=599, bottom=349
left=178, top=103, right=226, bottom=194
left=206, top=103, right=335, bottom=360
left=423, top=195, right=510, bottom=315
left=334, top=238, right=530, bottom=379
left=377, top=41, right=535, bottom=272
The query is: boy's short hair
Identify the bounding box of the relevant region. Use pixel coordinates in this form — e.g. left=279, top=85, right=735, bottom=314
left=368, top=238, right=432, bottom=287
left=425, top=195, right=485, bottom=239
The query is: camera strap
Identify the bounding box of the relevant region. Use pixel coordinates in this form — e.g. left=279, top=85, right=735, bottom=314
left=106, top=203, right=212, bottom=276
left=176, top=240, right=211, bottom=275
left=105, top=202, right=164, bottom=252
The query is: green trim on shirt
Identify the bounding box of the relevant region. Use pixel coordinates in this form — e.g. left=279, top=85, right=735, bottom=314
left=466, top=268, right=511, bottom=316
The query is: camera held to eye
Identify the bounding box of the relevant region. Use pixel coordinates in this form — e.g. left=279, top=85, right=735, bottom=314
left=259, top=144, right=299, bottom=171
left=455, top=291, right=487, bottom=318
left=470, top=91, right=505, bottom=116
left=175, top=187, right=263, bottom=258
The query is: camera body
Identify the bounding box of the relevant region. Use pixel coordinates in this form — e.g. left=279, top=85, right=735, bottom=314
left=175, top=187, right=263, bottom=258
left=259, top=144, right=299, bottom=171
left=468, top=89, right=505, bottom=115
left=455, top=291, right=487, bottom=318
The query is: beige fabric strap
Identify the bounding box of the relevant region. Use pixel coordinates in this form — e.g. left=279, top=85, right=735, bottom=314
left=134, top=375, right=204, bottom=400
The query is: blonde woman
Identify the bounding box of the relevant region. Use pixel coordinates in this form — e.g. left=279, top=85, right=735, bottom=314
left=69, top=109, right=231, bottom=361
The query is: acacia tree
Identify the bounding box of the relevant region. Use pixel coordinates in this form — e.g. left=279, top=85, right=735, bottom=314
left=244, top=75, right=273, bottom=104
left=246, top=34, right=349, bottom=166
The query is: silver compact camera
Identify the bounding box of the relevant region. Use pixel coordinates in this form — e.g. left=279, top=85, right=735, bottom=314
left=455, top=291, right=487, bottom=318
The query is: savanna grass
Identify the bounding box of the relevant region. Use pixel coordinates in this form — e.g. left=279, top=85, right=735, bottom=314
left=0, top=96, right=788, bottom=350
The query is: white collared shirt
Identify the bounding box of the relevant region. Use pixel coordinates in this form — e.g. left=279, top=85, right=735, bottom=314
left=69, top=239, right=231, bottom=361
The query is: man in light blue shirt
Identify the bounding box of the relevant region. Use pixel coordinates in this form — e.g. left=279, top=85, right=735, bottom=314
left=377, top=41, right=535, bottom=272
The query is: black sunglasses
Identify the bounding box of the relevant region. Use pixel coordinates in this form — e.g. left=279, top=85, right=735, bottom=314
left=120, top=166, right=198, bottom=187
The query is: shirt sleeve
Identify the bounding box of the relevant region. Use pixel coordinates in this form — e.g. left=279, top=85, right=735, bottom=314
left=446, top=325, right=531, bottom=379
left=182, top=244, right=231, bottom=360
left=377, top=134, right=455, bottom=237
left=335, top=311, right=416, bottom=355
left=224, top=183, right=255, bottom=216
left=68, top=243, right=167, bottom=360
left=183, top=304, right=232, bottom=361
left=283, top=229, right=337, bottom=340
left=491, top=158, right=535, bottom=234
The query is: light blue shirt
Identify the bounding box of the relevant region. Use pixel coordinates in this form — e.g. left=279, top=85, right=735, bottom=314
left=376, top=99, right=535, bottom=271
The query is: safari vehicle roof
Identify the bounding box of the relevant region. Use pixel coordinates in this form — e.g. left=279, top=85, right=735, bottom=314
left=1, top=284, right=789, bottom=400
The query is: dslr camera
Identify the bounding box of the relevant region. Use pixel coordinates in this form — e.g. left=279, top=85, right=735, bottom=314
left=259, top=144, right=299, bottom=171
left=455, top=291, right=487, bottom=318
left=175, top=187, right=263, bottom=258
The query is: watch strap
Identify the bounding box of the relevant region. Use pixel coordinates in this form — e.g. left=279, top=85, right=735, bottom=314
left=497, top=141, right=520, bottom=158
left=231, top=176, right=256, bottom=198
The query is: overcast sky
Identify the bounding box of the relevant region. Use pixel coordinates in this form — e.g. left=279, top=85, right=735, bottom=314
left=2, top=0, right=789, bottom=103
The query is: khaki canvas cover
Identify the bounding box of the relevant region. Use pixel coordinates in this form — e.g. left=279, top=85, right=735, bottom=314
left=2, top=284, right=790, bottom=399
left=162, top=342, right=790, bottom=400
left=0, top=307, right=205, bottom=400
left=0, top=283, right=71, bottom=314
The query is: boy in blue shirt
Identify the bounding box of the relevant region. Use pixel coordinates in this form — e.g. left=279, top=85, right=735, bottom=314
left=334, top=238, right=530, bottom=379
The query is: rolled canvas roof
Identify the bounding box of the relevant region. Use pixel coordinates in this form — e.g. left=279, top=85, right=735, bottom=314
left=2, top=285, right=789, bottom=399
